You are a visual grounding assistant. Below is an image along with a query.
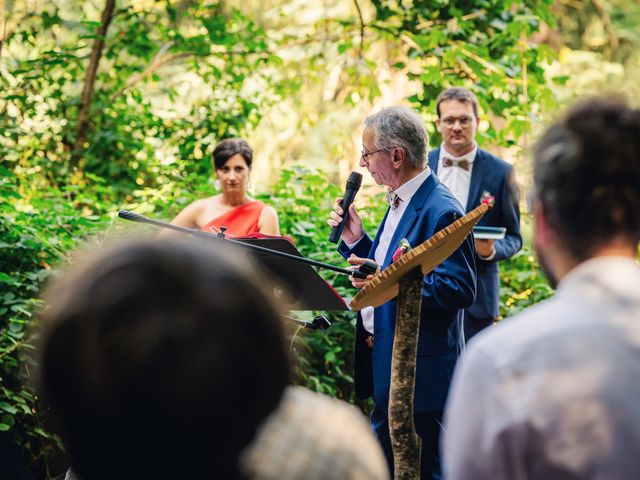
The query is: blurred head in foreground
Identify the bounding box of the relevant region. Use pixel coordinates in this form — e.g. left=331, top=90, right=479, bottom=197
left=37, top=237, right=289, bottom=480
left=532, top=96, right=640, bottom=285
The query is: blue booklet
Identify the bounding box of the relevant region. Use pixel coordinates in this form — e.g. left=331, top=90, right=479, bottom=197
left=473, top=226, right=507, bottom=240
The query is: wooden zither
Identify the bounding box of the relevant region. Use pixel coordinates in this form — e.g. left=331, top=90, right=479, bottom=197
left=350, top=203, right=489, bottom=311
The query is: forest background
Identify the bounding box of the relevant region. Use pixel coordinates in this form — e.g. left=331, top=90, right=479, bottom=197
left=1, top=0, right=639, bottom=477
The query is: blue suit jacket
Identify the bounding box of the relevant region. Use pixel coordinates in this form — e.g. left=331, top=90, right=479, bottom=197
left=339, top=173, right=476, bottom=413
left=429, top=148, right=522, bottom=320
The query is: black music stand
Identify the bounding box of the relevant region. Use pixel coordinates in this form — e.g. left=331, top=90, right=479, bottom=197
left=236, top=236, right=348, bottom=311
left=116, top=211, right=349, bottom=315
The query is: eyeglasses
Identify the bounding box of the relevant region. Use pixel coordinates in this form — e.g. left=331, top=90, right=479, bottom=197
left=441, top=117, right=473, bottom=128
left=361, top=147, right=397, bottom=163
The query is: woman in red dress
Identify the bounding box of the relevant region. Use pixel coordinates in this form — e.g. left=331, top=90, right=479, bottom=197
left=165, top=139, right=279, bottom=237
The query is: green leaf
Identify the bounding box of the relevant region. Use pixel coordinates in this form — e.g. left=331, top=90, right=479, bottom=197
left=0, top=272, right=18, bottom=286
left=0, top=402, right=18, bottom=415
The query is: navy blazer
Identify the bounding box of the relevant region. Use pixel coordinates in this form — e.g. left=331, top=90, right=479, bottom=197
left=339, top=173, right=476, bottom=413
left=429, top=148, right=522, bottom=319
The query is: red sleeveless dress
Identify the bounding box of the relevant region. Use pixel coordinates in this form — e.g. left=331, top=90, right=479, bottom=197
left=202, top=201, right=265, bottom=237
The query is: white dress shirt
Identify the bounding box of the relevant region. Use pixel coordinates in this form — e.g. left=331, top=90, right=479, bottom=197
left=352, top=167, right=431, bottom=334
left=437, top=144, right=477, bottom=209
left=444, top=256, right=640, bottom=480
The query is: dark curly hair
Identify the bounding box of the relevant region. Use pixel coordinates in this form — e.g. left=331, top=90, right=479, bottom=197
left=533, top=96, right=640, bottom=260
left=213, top=138, right=253, bottom=170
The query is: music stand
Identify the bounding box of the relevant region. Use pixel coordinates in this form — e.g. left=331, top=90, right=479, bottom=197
left=235, top=236, right=348, bottom=311
left=116, top=211, right=348, bottom=314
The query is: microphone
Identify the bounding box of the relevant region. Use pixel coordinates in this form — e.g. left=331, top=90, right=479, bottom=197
left=328, top=171, right=363, bottom=244
left=117, top=210, right=146, bottom=223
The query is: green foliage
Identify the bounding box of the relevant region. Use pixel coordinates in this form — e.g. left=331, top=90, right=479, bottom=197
left=1, top=0, right=284, bottom=201
left=370, top=0, right=556, bottom=147
left=0, top=167, right=109, bottom=477
left=556, top=0, right=640, bottom=65
left=548, top=0, right=640, bottom=108
left=499, top=244, right=553, bottom=318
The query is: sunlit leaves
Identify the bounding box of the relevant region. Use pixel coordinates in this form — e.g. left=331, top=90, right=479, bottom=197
left=370, top=0, right=555, bottom=149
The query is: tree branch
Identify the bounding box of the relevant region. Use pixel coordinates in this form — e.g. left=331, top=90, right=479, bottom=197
left=109, top=44, right=194, bottom=102
left=352, top=0, right=365, bottom=59
left=0, top=0, right=5, bottom=60
left=591, top=0, right=618, bottom=49
left=71, top=0, right=116, bottom=170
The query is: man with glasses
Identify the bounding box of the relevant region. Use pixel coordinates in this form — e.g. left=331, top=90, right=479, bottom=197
left=428, top=87, right=522, bottom=342
left=327, top=105, right=477, bottom=479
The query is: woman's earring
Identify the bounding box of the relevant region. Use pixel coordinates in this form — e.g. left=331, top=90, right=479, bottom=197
left=214, top=179, right=221, bottom=190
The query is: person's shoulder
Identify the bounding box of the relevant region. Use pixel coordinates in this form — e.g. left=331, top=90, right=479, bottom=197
left=250, top=386, right=373, bottom=442
left=282, top=386, right=367, bottom=427
left=431, top=180, right=465, bottom=213
left=243, top=386, right=388, bottom=480
left=477, top=148, right=513, bottom=173
left=259, top=203, right=277, bottom=215
left=465, top=296, right=563, bottom=367
left=187, top=196, right=217, bottom=211
left=257, top=203, right=279, bottom=235
left=169, top=197, right=214, bottom=227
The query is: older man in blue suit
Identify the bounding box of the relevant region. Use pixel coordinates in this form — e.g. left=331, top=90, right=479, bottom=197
left=429, top=87, right=522, bottom=342
left=328, top=106, right=476, bottom=479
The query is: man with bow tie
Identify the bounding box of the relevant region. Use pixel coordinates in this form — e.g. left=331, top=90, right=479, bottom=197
left=429, top=87, right=522, bottom=342
left=327, top=105, right=476, bottom=479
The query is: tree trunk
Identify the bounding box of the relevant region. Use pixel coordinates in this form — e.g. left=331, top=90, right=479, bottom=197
left=0, top=0, right=5, bottom=60
left=70, top=0, right=116, bottom=170
left=388, top=266, right=422, bottom=479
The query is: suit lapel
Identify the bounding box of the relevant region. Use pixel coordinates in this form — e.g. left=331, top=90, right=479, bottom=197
left=465, top=148, right=486, bottom=212
left=383, top=173, right=439, bottom=266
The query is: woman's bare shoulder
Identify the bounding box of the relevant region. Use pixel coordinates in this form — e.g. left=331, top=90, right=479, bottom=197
left=170, top=196, right=219, bottom=228
left=185, top=195, right=223, bottom=213
left=258, top=204, right=280, bottom=235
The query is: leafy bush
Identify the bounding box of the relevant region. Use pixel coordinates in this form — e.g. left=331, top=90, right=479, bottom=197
left=499, top=245, right=554, bottom=318
left=0, top=167, right=110, bottom=477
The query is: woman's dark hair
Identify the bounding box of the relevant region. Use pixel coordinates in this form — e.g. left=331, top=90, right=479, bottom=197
left=533, top=96, right=640, bottom=260
left=37, top=238, right=289, bottom=480
left=213, top=138, right=253, bottom=170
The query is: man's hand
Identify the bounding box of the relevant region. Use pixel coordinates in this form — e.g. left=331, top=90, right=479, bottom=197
left=475, top=239, right=495, bottom=259
left=327, top=198, right=365, bottom=244
left=347, top=254, right=380, bottom=289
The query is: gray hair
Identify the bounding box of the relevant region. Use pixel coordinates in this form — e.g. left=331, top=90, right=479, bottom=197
left=364, top=106, right=429, bottom=169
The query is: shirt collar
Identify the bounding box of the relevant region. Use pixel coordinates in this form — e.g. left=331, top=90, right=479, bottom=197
left=558, top=256, right=640, bottom=297
left=393, top=167, right=431, bottom=203
left=439, top=144, right=478, bottom=164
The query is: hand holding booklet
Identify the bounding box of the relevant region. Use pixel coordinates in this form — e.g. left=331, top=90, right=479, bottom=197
left=473, top=226, right=506, bottom=240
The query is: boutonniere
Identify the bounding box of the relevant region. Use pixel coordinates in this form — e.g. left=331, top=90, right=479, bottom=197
left=392, top=238, right=412, bottom=263
left=480, top=191, right=495, bottom=208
